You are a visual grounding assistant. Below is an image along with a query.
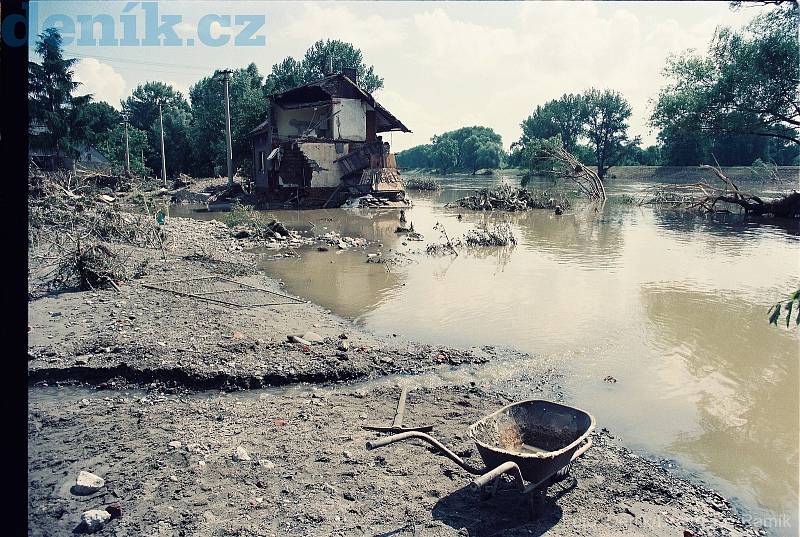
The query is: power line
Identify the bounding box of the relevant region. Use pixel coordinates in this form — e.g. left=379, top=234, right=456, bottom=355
left=65, top=50, right=214, bottom=71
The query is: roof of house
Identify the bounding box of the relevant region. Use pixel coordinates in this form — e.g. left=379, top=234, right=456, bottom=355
left=251, top=73, right=411, bottom=135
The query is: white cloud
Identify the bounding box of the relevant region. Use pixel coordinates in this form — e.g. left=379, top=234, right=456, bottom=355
left=73, top=58, right=126, bottom=107
left=279, top=3, right=408, bottom=51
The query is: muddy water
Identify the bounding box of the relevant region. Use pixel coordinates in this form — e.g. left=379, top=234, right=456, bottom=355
left=171, top=172, right=799, bottom=534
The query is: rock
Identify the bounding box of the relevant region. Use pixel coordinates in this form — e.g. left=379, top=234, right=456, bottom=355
left=301, top=331, right=323, bottom=344
left=338, top=333, right=348, bottom=340
left=337, top=340, right=350, bottom=352
left=288, top=335, right=311, bottom=346
left=80, top=509, right=111, bottom=532
left=73, top=471, right=104, bottom=495
left=343, top=491, right=356, bottom=501
left=233, top=446, right=251, bottom=462
left=259, top=459, right=275, bottom=470
left=234, top=229, right=251, bottom=239
left=168, top=441, right=182, bottom=449
left=317, top=246, right=329, bottom=252
left=105, top=502, right=123, bottom=519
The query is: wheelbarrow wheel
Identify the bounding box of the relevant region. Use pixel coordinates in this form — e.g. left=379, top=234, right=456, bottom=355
left=549, top=462, right=573, bottom=484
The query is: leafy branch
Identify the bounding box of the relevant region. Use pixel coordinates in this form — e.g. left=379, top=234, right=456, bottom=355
left=768, top=288, right=800, bottom=327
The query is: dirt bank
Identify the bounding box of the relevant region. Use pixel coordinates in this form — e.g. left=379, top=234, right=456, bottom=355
left=28, top=216, right=503, bottom=391
left=28, top=384, right=760, bottom=537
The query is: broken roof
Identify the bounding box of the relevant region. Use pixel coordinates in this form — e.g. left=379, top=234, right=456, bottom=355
left=268, top=73, right=411, bottom=134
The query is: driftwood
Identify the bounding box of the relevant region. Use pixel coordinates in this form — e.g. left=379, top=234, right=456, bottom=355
left=534, top=144, right=606, bottom=200
left=642, top=163, right=800, bottom=218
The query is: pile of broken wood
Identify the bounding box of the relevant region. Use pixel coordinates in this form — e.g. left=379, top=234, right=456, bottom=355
left=449, top=185, right=570, bottom=211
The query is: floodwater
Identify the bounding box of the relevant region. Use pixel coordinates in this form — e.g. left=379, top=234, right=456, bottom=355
left=171, top=172, right=800, bottom=534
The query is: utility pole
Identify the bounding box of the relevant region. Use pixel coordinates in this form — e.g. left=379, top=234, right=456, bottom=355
left=157, top=100, right=167, bottom=186
left=220, top=69, right=234, bottom=189
left=121, top=113, right=130, bottom=173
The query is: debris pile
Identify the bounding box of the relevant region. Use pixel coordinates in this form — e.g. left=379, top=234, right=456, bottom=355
left=404, top=177, right=442, bottom=191
left=28, top=169, right=164, bottom=297
left=342, top=194, right=412, bottom=209
left=448, top=185, right=570, bottom=211
left=463, top=223, right=517, bottom=246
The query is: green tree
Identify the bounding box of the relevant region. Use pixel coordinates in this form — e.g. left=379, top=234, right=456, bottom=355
left=263, top=40, right=383, bottom=95
left=583, top=88, right=636, bottom=179
left=73, top=101, right=120, bottom=147
left=519, top=94, right=586, bottom=153
left=429, top=126, right=503, bottom=171
left=396, top=144, right=433, bottom=169
left=122, top=82, right=193, bottom=177
left=189, top=64, right=267, bottom=176
left=431, top=138, right=459, bottom=174
left=651, top=3, right=799, bottom=146
left=28, top=27, right=90, bottom=155
left=95, top=123, right=150, bottom=176
left=475, top=143, right=502, bottom=171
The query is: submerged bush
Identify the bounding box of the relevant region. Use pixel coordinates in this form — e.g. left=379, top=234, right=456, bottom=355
left=404, top=177, right=442, bottom=191
left=463, top=222, right=517, bottom=246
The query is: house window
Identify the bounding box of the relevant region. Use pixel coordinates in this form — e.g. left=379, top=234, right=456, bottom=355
left=259, top=151, right=265, bottom=173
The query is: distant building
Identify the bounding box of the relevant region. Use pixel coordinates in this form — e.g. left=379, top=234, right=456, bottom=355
left=250, top=69, right=411, bottom=206
left=74, top=144, right=111, bottom=169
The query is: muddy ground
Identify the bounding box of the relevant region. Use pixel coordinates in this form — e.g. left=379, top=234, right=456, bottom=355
left=28, top=208, right=766, bottom=536
left=29, top=385, right=760, bottom=537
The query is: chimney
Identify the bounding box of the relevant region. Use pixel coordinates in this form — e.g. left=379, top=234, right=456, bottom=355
left=342, top=67, right=358, bottom=85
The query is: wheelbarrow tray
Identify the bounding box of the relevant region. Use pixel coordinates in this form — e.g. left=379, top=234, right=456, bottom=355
left=468, top=399, right=595, bottom=487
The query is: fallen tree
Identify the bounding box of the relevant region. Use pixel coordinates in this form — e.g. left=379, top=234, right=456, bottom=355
left=641, top=163, right=800, bottom=218
left=533, top=141, right=606, bottom=200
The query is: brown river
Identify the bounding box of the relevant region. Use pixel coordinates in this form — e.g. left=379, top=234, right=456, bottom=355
left=172, top=172, right=799, bottom=534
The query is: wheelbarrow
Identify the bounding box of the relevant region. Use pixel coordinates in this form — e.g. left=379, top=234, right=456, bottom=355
left=366, top=399, right=595, bottom=506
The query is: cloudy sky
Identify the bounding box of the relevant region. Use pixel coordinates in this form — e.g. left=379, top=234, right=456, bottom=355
left=31, top=1, right=760, bottom=150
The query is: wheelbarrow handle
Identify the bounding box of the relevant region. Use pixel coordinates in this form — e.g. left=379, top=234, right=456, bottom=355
left=570, top=437, right=592, bottom=461
left=471, top=461, right=524, bottom=492
left=366, top=431, right=484, bottom=475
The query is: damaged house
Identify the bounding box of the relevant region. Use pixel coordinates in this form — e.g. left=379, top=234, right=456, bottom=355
left=250, top=68, right=411, bottom=207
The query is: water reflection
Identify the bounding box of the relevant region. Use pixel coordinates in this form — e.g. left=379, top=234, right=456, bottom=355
left=640, top=285, right=799, bottom=527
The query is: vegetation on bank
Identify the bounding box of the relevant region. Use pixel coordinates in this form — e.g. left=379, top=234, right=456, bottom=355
left=396, top=126, right=504, bottom=174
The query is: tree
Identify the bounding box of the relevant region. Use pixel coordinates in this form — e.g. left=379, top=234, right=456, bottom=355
left=431, top=138, right=459, bottom=174
left=651, top=3, right=799, bottom=146
left=73, top=101, right=120, bottom=147
left=96, top=124, right=150, bottom=176
left=582, top=88, right=636, bottom=179
left=122, top=82, right=193, bottom=177
left=475, top=143, right=502, bottom=171
left=189, top=64, right=267, bottom=176
left=519, top=94, right=586, bottom=153
left=28, top=27, right=90, bottom=155
left=396, top=144, right=433, bottom=169
left=263, top=40, right=383, bottom=95
left=434, top=126, right=502, bottom=169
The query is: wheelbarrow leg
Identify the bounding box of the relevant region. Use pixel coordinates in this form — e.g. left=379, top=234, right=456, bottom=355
left=528, top=488, right=547, bottom=519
